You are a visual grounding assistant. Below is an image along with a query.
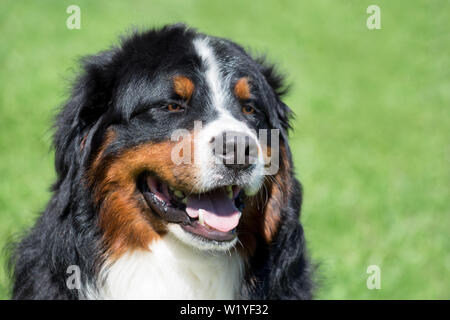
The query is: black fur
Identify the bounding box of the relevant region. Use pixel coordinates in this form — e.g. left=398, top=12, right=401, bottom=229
left=9, top=24, right=314, bottom=300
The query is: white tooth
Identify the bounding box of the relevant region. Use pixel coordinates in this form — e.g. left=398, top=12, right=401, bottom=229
left=174, top=190, right=184, bottom=198
left=198, top=209, right=206, bottom=226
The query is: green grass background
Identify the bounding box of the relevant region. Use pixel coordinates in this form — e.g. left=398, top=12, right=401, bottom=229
left=0, top=0, right=448, bottom=299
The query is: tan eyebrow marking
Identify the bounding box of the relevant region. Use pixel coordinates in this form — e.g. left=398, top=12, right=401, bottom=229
left=173, top=76, right=195, bottom=101
left=234, top=77, right=251, bottom=100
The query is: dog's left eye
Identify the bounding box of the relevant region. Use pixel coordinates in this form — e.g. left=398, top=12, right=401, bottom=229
left=242, top=105, right=255, bottom=115
left=167, top=103, right=184, bottom=112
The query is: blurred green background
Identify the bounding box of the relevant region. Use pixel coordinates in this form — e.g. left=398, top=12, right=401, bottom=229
left=0, top=0, right=448, bottom=299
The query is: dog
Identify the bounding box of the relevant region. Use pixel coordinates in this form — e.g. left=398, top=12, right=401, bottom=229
left=9, top=24, right=314, bottom=299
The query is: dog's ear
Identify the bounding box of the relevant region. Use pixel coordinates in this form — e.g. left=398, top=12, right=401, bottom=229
left=255, top=57, right=293, bottom=135
left=53, top=50, right=116, bottom=181
left=240, top=59, right=314, bottom=299
left=51, top=51, right=117, bottom=216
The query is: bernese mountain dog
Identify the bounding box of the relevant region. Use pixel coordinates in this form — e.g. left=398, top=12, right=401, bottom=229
left=9, top=24, right=314, bottom=299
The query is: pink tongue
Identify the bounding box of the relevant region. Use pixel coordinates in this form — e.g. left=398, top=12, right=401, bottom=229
left=186, top=189, right=241, bottom=233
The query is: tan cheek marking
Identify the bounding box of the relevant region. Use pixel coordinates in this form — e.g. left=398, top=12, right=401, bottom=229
left=263, top=144, right=290, bottom=243
left=87, top=130, right=205, bottom=259
left=234, top=77, right=251, bottom=100
left=237, top=144, right=289, bottom=258
left=173, top=76, right=195, bottom=101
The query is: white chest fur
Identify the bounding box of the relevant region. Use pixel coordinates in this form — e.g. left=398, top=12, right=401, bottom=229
left=88, top=234, right=244, bottom=300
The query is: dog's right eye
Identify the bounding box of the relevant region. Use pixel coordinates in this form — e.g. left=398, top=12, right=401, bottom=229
left=166, top=103, right=184, bottom=113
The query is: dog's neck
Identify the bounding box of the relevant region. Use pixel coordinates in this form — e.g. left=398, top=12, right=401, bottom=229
left=84, top=233, right=244, bottom=299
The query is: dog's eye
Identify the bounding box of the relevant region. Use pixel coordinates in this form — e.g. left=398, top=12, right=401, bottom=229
left=242, top=105, right=255, bottom=115
left=167, top=103, right=184, bottom=112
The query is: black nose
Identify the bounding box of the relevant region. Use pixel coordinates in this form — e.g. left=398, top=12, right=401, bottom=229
left=211, top=131, right=258, bottom=170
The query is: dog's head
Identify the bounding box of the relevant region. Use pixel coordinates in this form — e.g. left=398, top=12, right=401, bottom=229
left=55, top=25, right=294, bottom=258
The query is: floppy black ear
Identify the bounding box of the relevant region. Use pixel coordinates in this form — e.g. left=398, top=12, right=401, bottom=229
left=241, top=58, right=315, bottom=299
left=54, top=51, right=116, bottom=175
left=9, top=51, right=118, bottom=300
left=51, top=51, right=116, bottom=215
left=255, top=57, right=293, bottom=134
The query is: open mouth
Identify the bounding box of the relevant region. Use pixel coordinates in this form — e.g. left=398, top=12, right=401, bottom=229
left=140, top=174, right=245, bottom=242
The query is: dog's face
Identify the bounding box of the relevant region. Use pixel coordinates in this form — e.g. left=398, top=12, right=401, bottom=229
left=71, top=26, right=291, bottom=256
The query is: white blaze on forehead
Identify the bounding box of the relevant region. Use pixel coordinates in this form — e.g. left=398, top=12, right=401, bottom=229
left=192, top=37, right=264, bottom=193
left=193, top=37, right=229, bottom=114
